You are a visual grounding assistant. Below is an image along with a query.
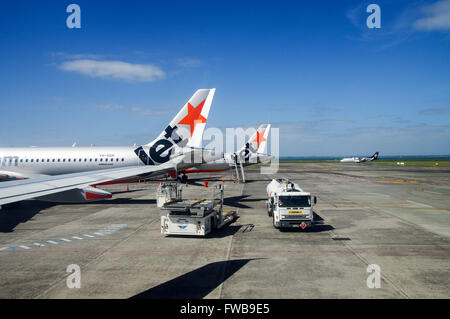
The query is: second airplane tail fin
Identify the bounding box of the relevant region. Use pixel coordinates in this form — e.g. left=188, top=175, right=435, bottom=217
left=255, top=124, right=271, bottom=154
left=237, top=124, right=271, bottom=163
left=372, top=152, right=379, bottom=160
left=238, top=124, right=271, bottom=154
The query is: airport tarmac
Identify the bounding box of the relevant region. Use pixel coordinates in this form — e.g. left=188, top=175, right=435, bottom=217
left=0, top=162, right=449, bottom=299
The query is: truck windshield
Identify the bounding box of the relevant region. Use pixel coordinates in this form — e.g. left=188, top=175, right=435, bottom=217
left=278, top=195, right=311, bottom=207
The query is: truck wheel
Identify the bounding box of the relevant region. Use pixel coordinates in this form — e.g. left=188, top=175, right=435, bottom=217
left=273, top=215, right=279, bottom=229
left=267, top=203, right=273, bottom=217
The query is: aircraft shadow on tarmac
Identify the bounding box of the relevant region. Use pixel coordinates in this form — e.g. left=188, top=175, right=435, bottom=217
left=130, top=258, right=259, bottom=299
left=0, top=197, right=157, bottom=232
left=0, top=201, right=54, bottom=233
left=87, top=198, right=157, bottom=205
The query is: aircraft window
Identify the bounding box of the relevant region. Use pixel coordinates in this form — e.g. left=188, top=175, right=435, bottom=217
left=100, top=158, right=103, bottom=162
left=79, top=159, right=82, bottom=162
left=63, top=159, right=66, bottom=162
left=47, top=159, right=50, bottom=162
left=121, top=158, right=124, bottom=161
left=36, top=159, right=39, bottom=163
left=57, top=159, right=60, bottom=162
left=95, top=159, right=97, bottom=162
left=74, top=159, right=76, bottom=162
left=52, top=159, right=55, bottom=162
left=42, top=159, right=44, bottom=162
left=68, top=159, right=71, bottom=162
left=25, top=159, right=29, bottom=163
left=105, top=158, right=108, bottom=162
left=31, top=159, right=34, bottom=163
left=20, top=159, right=23, bottom=163
left=116, top=158, right=119, bottom=162
left=89, top=159, right=92, bottom=162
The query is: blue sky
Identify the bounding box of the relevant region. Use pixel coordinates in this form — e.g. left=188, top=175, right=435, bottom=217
left=0, top=0, right=449, bottom=156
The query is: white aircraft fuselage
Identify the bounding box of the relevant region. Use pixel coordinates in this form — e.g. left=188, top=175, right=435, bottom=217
left=0, top=146, right=140, bottom=179
left=340, top=152, right=379, bottom=163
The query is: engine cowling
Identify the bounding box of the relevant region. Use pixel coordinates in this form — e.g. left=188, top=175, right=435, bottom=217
left=36, top=186, right=112, bottom=203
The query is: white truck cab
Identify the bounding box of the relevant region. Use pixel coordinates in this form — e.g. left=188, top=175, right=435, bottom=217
left=266, top=178, right=317, bottom=229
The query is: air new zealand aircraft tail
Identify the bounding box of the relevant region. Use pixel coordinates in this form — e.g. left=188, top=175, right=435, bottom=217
left=371, top=152, right=379, bottom=161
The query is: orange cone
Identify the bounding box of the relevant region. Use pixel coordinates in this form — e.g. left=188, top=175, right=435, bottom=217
left=126, top=185, right=129, bottom=192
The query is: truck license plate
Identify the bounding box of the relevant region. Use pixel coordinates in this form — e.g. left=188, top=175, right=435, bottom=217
left=289, top=211, right=302, bottom=214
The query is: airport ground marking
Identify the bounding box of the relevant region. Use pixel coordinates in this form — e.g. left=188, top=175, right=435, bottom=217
left=0, top=224, right=127, bottom=253
left=2, top=248, right=449, bottom=256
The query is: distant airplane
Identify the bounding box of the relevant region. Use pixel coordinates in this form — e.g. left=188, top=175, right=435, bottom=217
left=340, top=152, right=379, bottom=163
left=0, top=89, right=217, bottom=205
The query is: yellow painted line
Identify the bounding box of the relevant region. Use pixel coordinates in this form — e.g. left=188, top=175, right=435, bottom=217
left=296, top=169, right=305, bottom=172
left=376, top=206, right=450, bottom=211
left=376, top=180, right=406, bottom=184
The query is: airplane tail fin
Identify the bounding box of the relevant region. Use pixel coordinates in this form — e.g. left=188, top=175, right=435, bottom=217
left=257, top=124, right=271, bottom=153
left=236, top=124, right=271, bottom=163
left=145, top=88, right=216, bottom=148
left=238, top=124, right=271, bottom=154
left=372, top=152, right=379, bottom=160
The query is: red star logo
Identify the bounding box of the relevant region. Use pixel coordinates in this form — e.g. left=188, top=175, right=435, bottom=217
left=252, top=129, right=267, bottom=148
left=177, top=99, right=207, bottom=137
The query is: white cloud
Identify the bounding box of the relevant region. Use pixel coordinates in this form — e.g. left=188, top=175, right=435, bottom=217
left=50, top=52, right=105, bottom=60
left=59, top=59, right=165, bottom=82
left=93, top=103, right=171, bottom=116
left=420, top=107, right=450, bottom=115
left=130, top=106, right=171, bottom=116
left=277, top=121, right=450, bottom=156
left=95, top=104, right=125, bottom=110
left=177, top=58, right=202, bottom=68
left=413, top=0, right=450, bottom=31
